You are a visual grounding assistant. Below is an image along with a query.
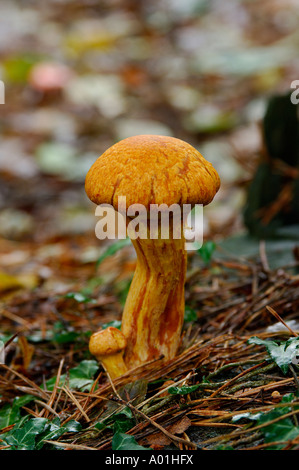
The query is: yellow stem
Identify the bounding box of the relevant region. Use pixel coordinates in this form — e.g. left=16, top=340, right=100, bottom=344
left=121, top=220, right=187, bottom=369
left=100, top=353, right=128, bottom=379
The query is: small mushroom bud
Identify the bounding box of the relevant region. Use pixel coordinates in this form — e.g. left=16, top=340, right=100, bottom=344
left=271, top=390, right=282, bottom=403
left=89, top=327, right=127, bottom=379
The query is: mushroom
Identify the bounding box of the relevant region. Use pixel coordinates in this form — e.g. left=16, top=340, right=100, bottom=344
left=89, top=327, right=127, bottom=379
left=85, top=135, right=220, bottom=371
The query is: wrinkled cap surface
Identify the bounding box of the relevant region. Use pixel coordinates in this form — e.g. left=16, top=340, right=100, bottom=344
left=85, top=135, right=220, bottom=211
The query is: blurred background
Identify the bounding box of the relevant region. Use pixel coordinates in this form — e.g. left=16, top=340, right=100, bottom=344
left=0, top=0, right=299, bottom=266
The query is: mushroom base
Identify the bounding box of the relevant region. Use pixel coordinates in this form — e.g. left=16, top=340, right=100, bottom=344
left=121, top=221, right=187, bottom=369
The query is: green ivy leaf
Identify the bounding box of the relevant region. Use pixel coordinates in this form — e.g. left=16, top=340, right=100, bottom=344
left=248, top=336, right=299, bottom=374
left=112, top=416, right=135, bottom=434
left=0, top=395, right=34, bottom=430
left=68, top=360, right=99, bottom=389
left=35, top=418, right=82, bottom=449
left=232, top=393, right=299, bottom=449
left=45, top=359, right=99, bottom=392
left=111, top=407, right=134, bottom=434
left=259, top=413, right=299, bottom=448
left=2, top=415, right=82, bottom=450
left=111, top=432, right=148, bottom=450
left=3, top=418, right=49, bottom=450
left=257, top=394, right=299, bottom=449
left=95, top=407, right=135, bottom=434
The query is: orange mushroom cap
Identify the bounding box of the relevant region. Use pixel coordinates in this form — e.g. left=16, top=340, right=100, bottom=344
left=85, top=135, right=220, bottom=211
left=89, top=327, right=127, bottom=358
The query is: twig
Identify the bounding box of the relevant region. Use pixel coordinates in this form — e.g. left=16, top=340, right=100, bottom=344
left=34, top=400, right=61, bottom=418
left=266, top=305, right=298, bottom=337
left=62, top=386, right=90, bottom=423
left=259, top=240, right=270, bottom=273
left=0, top=364, right=49, bottom=400
left=39, top=358, right=65, bottom=418
left=43, top=440, right=97, bottom=450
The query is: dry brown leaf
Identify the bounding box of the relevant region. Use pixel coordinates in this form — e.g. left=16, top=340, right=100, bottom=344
left=159, top=380, right=176, bottom=397
left=145, top=416, right=191, bottom=446
left=17, top=336, right=35, bottom=370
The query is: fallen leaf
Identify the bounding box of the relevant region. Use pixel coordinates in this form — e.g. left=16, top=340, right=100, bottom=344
left=17, top=336, right=35, bottom=370
left=145, top=416, right=191, bottom=447
left=0, top=271, right=23, bottom=292
left=0, top=271, right=38, bottom=294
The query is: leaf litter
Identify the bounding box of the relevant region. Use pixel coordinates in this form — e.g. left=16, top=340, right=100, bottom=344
left=1, top=234, right=299, bottom=450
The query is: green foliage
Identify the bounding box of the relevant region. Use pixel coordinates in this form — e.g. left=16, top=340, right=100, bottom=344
left=112, top=409, right=135, bottom=434
left=0, top=361, right=96, bottom=449
left=51, top=321, right=81, bottom=344
left=94, top=380, right=147, bottom=437
left=27, top=321, right=90, bottom=345
left=184, top=306, right=197, bottom=323
left=1, top=416, right=81, bottom=450
left=3, top=417, right=48, bottom=450
left=168, top=384, right=200, bottom=395
left=258, top=411, right=299, bottom=448
left=45, top=359, right=99, bottom=392
left=111, top=432, right=148, bottom=450
left=0, top=395, right=34, bottom=430
left=95, top=407, right=135, bottom=434
left=101, top=320, right=122, bottom=330
left=197, top=241, right=216, bottom=265
left=233, top=393, right=299, bottom=450
left=64, top=292, right=96, bottom=303
left=248, top=336, right=299, bottom=374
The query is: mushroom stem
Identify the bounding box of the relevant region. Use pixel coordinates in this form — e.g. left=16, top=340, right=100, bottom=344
left=99, top=353, right=128, bottom=379
left=121, top=220, right=187, bottom=369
